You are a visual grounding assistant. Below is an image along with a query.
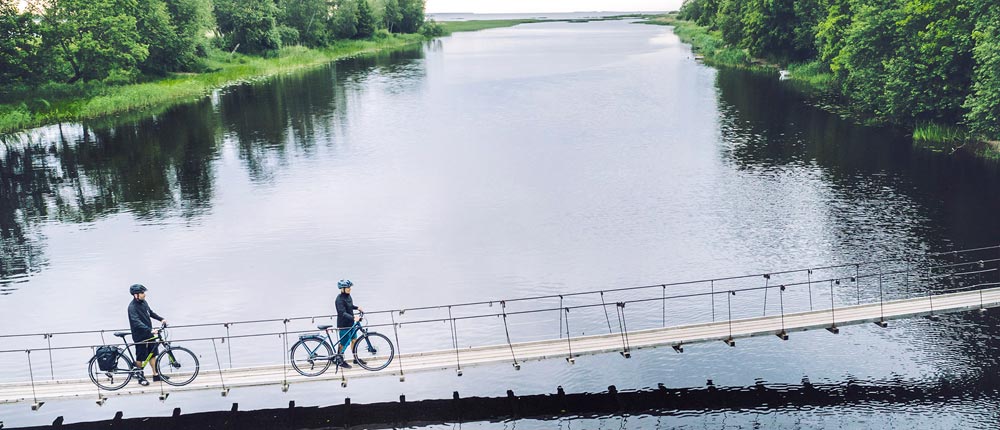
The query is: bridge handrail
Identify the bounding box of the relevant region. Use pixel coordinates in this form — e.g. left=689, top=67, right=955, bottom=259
left=0, top=245, right=996, bottom=342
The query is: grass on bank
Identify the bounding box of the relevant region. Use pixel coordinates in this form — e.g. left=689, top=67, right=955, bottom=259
left=436, top=19, right=539, bottom=35
left=1, top=19, right=541, bottom=136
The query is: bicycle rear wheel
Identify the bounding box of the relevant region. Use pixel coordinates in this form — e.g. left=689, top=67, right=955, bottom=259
left=155, top=346, right=200, bottom=386
left=88, top=351, right=134, bottom=391
left=352, top=332, right=394, bottom=371
left=290, top=337, right=333, bottom=377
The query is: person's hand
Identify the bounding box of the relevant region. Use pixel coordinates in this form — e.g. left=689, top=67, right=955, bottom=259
left=161, top=320, right=168, bottom=327
left=354, top=315, right=361, bottom=322
left=357, top=307, right=364, bottom=312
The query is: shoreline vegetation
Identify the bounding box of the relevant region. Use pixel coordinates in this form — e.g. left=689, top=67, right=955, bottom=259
left=644, top=11, right=999, bottom=160
left=0, top=19, right=537, bottom=137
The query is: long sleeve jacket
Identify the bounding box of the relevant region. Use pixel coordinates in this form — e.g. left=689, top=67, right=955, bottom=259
left=335, top=293, right=358, bottom=329
left=128, top=299, right=163, bottom=339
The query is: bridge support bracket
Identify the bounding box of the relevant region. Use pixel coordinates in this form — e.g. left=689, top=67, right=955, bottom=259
left=159, top=393, right=169, bottom=401
left=399, top=375, right=406, bottom=382
left=95, top=397, right=106, bottom=406
left=723, top=338, right=735, bottom=347
left=776, top=331, right=788, bottom=341
left=281, top=382, right=289, bottom=393
left=619, top=350, right=631, bottom=359
left=873, top=320, right=887, bottom=328
left=512, top=362, right=521, bottom=370
left=825, top=326, right=839, bottom=334
left=456, top=369, right=463, bottom=377
left=31, top=402, right=44, bottom=411
left=566, top=356, right=575, bottom=364
left=672, top=344, right=684, bottom=353
left=221, top=387, right=230, bottom=397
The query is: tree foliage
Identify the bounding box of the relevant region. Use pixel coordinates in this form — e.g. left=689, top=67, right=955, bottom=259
left=356, top=0, right=377, bottom=38
left=0, top=0, right=41, bottom=86
left=213, top=0, right=282, bottom=53
left=398, top=0, right=424, bottom=33
left=678, top=0, right=1000, bottom=139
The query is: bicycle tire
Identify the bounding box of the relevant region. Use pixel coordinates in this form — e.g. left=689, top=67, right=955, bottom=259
left=352, top=332, right=394, bottom=371
left=87, top=350, right=133, bottom=391
left=290, top=337, right=333, bottom=377
left=155, top=346, right=200, bottom=386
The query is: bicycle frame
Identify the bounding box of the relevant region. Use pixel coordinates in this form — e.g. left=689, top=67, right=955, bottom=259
left=301, top=320, right=368, bottom=361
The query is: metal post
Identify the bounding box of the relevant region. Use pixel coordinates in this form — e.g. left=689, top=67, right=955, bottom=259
left=563, top=308, right=575, bottom=364
left=807, top=270, right=813, bottom=311
left=558, top=296, right=564, bottom=339
left=827, top=280, right=839, bottom=334
left=710, top=280, right=716, bottom=322
left=27, top=350, right=43, bottom=410
left=725, top=291, right=735, bottom=346
left=212, top=338, right=229, bottom=396
left=661, top=286, right=666, bottom=328
left=904, top=260, right=910, bottom=297
left=224, top=324, right=233, bottom=369
left=762, top=274, right=770, bottom=317
left=615, top=302, right=631, bottom=358
left=776, top=285, right=787, bottom=340
left=855, top=264, right=861, bottom=305
left=500, top=301, right=520, bottom=370
left=44, top=334, right=54, bottom=380
left=281, top=319, right=289, bottom=392
left=448, top=307, right=462, bottom=376
left=875, top=272, right=887, bottom=327
left=600, top=292, right=613, bottom=334
left=390, top=311, right=406, bottom=381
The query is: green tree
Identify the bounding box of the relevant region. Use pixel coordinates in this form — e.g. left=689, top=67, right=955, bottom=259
left=37, top=0, right=149, bottom=83
left=964, top=1, right=1000, bottom=138
left=398, top=0, right=424, bottom=33
left=383, top=0, right=402, bottom=33
left=331, top=0, right=358, bottom=39
left=0, top=0, right=40, bottom=87
left=715, top=0, right=744, bottom=45
left=356, top=0, right=376, bottom=38
left=213, top=0, right=281, bottom=53
left=277, top=0, right=330, bottom=47
left=815, top=0, right=852, bottom=74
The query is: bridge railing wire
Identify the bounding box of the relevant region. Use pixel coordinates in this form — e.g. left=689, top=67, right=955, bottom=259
left=1, top=244, right=998, bottom=385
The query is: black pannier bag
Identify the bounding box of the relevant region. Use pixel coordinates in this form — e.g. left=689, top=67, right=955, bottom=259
left=95, top=346, right=119, bottom=371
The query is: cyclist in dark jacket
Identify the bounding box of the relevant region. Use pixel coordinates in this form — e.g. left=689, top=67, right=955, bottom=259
left=334, top=280, right=364, bottom=368
left=128, top=284, right=167, bottom=384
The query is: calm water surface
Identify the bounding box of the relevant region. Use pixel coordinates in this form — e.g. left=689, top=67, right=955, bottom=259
left=1, top=19, right=999, bottom=428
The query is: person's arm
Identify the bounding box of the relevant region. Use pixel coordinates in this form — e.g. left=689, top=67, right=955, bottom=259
left=129, top=303, right=151, bottom=332
left=149, top=308, right=166, bottom=326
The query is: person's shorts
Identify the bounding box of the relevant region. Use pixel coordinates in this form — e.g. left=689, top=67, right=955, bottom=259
left=338, top=327, right=359, bottom=351
left=135, top=337, right=159, bottom=363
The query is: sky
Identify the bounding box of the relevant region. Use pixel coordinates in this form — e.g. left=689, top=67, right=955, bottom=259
left=425, top=0, right=683, bottom=14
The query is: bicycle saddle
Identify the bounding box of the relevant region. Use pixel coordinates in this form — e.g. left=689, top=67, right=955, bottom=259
left=113, top=332, right=130, bottom=338
left=317, top=325, right=333, bottom=330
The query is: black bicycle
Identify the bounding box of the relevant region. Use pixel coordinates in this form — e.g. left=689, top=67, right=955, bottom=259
left=289, top=311, right=395, bottom=376
left=88, top=324, right=200, bottom=390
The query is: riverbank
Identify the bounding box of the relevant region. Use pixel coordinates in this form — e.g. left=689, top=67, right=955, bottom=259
left=644, top=15, right=998, bottom=160
left=0, top=20, right=534, bottom=137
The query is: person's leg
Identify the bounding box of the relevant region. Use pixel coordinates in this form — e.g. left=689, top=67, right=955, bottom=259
left=150, top=344, right=160, bottom=376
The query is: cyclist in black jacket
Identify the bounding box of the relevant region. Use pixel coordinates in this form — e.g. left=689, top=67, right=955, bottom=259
left=128, top=284, right=168, bottom=384
left=334, top=280, right=364, bottom=368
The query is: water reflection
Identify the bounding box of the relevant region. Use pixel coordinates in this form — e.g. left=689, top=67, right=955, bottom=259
left=0, top=47, right=427, bottom=296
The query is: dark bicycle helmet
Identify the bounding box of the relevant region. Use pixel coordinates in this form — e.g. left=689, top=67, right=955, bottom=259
left=129, top=284, right=147, bottom=295
left=337, top=279, right=353, bottom=289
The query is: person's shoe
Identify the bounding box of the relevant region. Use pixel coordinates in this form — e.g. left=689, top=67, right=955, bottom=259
left=352, top=357, right=367, bottom=366
left=135, top=374, right=150, bottom=386
left=153, top=375, right=170, bottom=382
left=337, top=360, right=352, bottom=369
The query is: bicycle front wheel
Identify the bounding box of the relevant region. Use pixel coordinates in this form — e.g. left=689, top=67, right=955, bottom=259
left=88, top=351, right=133, bottom=391
left=155, top=346, right=200, bottom=386
left=352, top=332, right=394, bottom=371
left=290, top=337, right=333, bottom=377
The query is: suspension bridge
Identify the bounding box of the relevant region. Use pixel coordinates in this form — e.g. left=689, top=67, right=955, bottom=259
left=1, top=245, right=998, bottom=410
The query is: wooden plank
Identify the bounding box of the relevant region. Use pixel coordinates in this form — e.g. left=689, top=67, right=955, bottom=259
left=3, top=287, right=999, bottom=405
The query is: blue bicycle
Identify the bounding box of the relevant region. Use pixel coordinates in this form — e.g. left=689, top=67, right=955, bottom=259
left=289, top=311, right=394, bottom=376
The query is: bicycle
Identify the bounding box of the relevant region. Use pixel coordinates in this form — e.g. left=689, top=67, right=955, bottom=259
left=289, top=311, right=395, bottom=376
left=87, top=324, right=200, bottom=390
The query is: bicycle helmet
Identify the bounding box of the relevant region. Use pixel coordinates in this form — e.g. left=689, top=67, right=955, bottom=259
left=129, top=284, right=147, bottom=295
left=337, top=279, right=353, bottom=289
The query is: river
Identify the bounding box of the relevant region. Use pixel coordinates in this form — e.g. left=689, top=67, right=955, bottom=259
left=1, top=18, right=999, bottom=428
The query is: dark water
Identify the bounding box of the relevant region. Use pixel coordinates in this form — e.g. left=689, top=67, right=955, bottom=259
left=1, top=19, right=1000, bottom=428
